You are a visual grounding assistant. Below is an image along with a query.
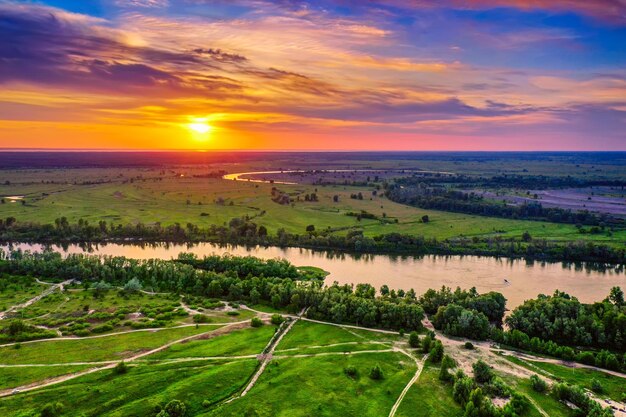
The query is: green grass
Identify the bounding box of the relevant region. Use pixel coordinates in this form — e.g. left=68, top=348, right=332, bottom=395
left=499, top=372, right=576, bottom=417
left=0, top=275, right=48, bottom=312
left=202, top=352, right=416, bottom=417
left=0, top=325, right=219, bottom=364
left=0, top=365, right=90, bottom=391
left=505, top=357, right=626, bottom=403
left=395, top=363, right=463, bottom=417
left=20, top=289, right=180, bottom=318
left=277, top=321, right=397, bottom=352
left=1, top=169, right=624, bottom=247
left=147, top=325, right=277, bottom=360
left=0, top=359, right=258, bottom=417
left=275, top=342, right=391, bottom=356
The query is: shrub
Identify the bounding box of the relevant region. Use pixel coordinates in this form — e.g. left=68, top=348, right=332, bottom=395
left=344, top=366, right=358, bottom=378
left=193, top=314, right=211, bottom=324
left=270, top=314, right=285, bottom=325
left=408, top=331, right=420, bottom=348
left=429, top=340, right=444, bottom=363
left=530, top=374, right=548, bottom=393
left=472, top=360, right=493, bottom=383
left=464, top=342, right=474, bottom=350
left=227, top=311, right=240, bottom=316
left=251, top=317, right=263, bottom=328
left=369, top=364, right=384, bottom=380
left=113, top=361, right=128, bottom=375
left=591, top=378, right=604, bottom=394
left=40, top=402, right=64, bottom=417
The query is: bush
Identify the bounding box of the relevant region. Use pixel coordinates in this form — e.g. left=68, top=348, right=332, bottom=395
left=429, top=340, right=444, bottom=363
left=202, top=400, right=211, bottom=408
left=530, top=374, right=548, bottom=393
left=40, top=402, right=64, bottom=417
left=344, top=366, right=358, bottom=378
left=421, top=335, right=432, bottom=353
left=464, top=342, right=474, bottom=350
left=113, top=361, right=128, bottom=375
left=369, top=364, right=384, bottom=380
left=226, top=311, right=240, bottom=316
left=591, top=378, right=604, bottom=394
left=193, top=314, right=211, bottom=324
left=472, top=360, right=493, bottom=383
left=270, top=314, right=285, bottom=325
left=408, top=331, right=420, bottom=348
left=157, top=399, right=187, bottom=417
left=251, top=317, right=263, bottom=328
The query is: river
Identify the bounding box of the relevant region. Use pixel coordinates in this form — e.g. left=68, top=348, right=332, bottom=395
left=2, top=242, right=624, bottom=309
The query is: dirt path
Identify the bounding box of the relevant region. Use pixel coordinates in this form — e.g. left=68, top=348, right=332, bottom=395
left=388, top=352, right=428, bottom=417
left=497, top=350, right=626, bottom=379
left=0, top=321, right=249, bottom=398
left=0, top=280, right=72, bottom=320
left=0, top=322, right=245, bottom=348
left=239, top=314, right=300, bottom=398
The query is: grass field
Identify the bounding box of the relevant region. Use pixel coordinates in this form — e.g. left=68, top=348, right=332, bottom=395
left=148, top=325, right=277, bottom=359
left=502, top=356, right=626, bottom=402
left=0, top=365, right=90, bottom=391
left=395, top=363, right=463, bottom=417
left=203, top=352, right=416, bottom=417
left=0, top=360, right=258, bottom=417
left=1, top=168, right=624, bottom=247
left=0, top=325, right=218, bottom=364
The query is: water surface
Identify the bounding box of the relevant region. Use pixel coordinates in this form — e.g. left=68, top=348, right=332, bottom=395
left=3, top=242, right=623, bottom=309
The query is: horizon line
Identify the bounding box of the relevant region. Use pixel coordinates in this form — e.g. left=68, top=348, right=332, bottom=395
left=1, top=148, right=626, bottom=153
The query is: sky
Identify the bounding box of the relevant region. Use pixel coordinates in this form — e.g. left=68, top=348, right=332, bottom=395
left=0, top=0, right=625, bottom=151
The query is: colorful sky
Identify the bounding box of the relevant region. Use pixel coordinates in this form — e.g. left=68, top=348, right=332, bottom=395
left=0, top=0, right=625, bottom=150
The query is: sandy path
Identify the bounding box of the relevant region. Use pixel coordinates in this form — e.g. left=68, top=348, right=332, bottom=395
left=0, top=280, right=72, bottom=320
left=0, top=321, right=249, bottom=398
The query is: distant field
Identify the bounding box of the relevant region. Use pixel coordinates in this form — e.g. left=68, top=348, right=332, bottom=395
left=1, top=166, right=625, bottom=248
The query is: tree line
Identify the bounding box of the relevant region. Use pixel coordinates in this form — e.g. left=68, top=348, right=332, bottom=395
left=1, top=216, right=625, bottom=265
left=386, top=183, right=622, bottom=227
left=0, top=251, right=424, bottom=332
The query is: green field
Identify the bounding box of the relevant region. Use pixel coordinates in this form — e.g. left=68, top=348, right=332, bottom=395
left=395, top=363, right=463, bottom=417
left=0, top=360, right=258, bottom=417
left=203, top=352, right=416, bottom=417
left=1, top=167, right=624, bottom=247
left=0, top=325, right=218, bottom=364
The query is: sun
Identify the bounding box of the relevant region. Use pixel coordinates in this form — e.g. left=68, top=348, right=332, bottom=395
left=187, top=121, right=211, bottom=134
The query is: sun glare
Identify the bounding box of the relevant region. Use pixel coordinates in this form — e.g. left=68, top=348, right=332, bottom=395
left=188, top=122, right=211, bottom=134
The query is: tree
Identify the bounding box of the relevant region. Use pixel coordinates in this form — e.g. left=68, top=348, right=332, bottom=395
left=123, top=277, right=142, bottom=294
left=529, top=374, right=547, bottom=393
left=333, top=195, right=339, bottom=203
left=157, top=400, right=187, bottom=417
left=408, top=331, right=420, bottom=348
left=421, top=215, right=429, bottom=223
left=270, top=314, right=285, bottom=325
left=305, top=225, right=315, bottom=233
left=421, top=334, right=432, bottom=353
left=380, top=285, right=390, bottom=296
left=591, top=378, right=604, bottom=394
left=439, top=354, right=456, bottom=382
left=522, top=231, right=532, bottom=242
left=609, top=286, right=624, bottom=306
left=472, top=360, right=493, bottom=383
left=429, top=340, right=444, bottom=363
left=369, top=364, right=384, bottom=380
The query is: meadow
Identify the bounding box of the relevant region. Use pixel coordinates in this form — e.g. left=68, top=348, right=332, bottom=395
left=1, top=165, right=624, bottom=248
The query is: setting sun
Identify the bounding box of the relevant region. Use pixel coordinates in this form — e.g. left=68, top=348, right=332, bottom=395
left=187, top=121, right=211, bottom=134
